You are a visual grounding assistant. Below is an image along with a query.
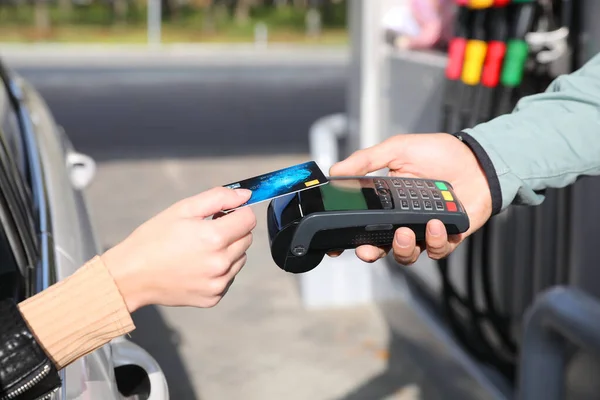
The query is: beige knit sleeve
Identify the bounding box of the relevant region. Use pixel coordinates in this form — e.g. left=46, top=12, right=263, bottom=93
left=17, top=256, right=136, bottom=370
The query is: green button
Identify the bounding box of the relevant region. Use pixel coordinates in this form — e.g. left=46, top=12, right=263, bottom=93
left=435, top=182, right=447, bottom=190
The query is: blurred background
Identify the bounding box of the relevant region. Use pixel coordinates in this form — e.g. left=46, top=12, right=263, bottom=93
left=4, top=0, right=600, bottom=399
left=0, top=0, right=348, bottom=43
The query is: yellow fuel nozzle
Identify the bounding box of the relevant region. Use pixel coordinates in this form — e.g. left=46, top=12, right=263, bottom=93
left=461, top=39, right=488, bottom=85
left=468, top=0, right=494, bottom=9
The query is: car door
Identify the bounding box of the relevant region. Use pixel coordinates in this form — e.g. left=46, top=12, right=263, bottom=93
left=0, top=66, right=59, bottom=399
left=0, top=60, right=169, bottom=400
left=0, top=60, right=128, bottom=399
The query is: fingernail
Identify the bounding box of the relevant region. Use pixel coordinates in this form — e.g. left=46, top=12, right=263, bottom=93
left=428, top=221, right=443, bottom=237
left=236, top=189, right=252, bottom=197
left=396, top=233, right=411, bottom=248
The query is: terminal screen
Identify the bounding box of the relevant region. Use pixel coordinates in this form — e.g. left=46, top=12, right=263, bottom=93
left=320, top=180, right=369, bottom=211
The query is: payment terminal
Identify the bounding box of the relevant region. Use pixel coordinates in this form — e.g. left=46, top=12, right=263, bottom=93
left=267, top=176, right=470, bottom=273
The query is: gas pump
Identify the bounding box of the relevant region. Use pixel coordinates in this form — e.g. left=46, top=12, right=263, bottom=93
left=437, top=0, right=576, bottom=383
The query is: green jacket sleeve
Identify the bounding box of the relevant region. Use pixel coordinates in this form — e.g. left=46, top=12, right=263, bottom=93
left=460, top=52, right=600, bottom=215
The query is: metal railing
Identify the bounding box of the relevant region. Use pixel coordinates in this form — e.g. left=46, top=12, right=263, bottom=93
left=518, top=286, right=600, bottom=400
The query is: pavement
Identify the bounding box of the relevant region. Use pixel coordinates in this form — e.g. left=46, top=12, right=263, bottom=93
left=86, top=155, right=410, bottom=400
left=10, top=48, right=402, bottom=400
left=1, top=43, right=349, bottom=67
left=8, top=47, right=501, bottom=400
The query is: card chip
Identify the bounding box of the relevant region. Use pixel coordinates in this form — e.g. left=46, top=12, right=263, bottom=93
left=305, top=179, right=320, bottom=187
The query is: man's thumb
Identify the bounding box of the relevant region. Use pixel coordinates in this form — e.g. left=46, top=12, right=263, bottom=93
left=179, top=187, right=252, bottom=218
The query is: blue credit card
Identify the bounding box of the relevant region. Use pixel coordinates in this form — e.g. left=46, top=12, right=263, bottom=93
left=223, top=161, right=328, bottom=209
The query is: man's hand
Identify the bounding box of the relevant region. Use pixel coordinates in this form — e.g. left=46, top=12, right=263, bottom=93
left=329, top=133, right=493, bottom=265
left=102, top=187, right=256, bottom=312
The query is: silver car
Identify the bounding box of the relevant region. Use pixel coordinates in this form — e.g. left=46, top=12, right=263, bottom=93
left=0, top=59, right=170, bottom=399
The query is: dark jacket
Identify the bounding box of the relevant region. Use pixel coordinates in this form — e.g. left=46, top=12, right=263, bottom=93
left=0, top=299, right=61, bottom=400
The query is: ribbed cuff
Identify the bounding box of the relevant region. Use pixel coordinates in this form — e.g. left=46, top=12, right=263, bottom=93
left=18, top=256, right=135, bottom=370
left=449, top=131, right=503, bottom=216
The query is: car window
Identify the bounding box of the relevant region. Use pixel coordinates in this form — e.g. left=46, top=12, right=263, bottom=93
left=0, top=81, right=39, bottom=297
left=0, top=196, right=26, bottom=301
left=0, top=67, right=37, bottom=240
left=0, top=71, right=28, bottom=189
left=0, top=131, right=38, bottom=297
left=1, top=102, right=26, bottom=180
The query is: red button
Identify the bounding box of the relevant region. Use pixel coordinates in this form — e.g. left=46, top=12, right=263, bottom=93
left=446, top=202, right=457, bottom=212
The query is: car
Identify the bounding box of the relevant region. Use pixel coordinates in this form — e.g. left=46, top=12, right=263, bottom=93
left=0, top=58, right=170, bottom=399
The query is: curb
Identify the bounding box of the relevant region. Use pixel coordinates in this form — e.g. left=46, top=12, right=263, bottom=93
left=0, top=42, right=350, bottom=66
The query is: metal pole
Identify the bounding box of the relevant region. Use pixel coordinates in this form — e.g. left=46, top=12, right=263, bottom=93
left=148, top=0, right=162, bottom=46
left=358, top=0, right=384, bottom=151
left=518, top=286, right=600, bottom=400
left=345, top=0, right=386, bottom=156
left=254, top=22, right=268, bottom=48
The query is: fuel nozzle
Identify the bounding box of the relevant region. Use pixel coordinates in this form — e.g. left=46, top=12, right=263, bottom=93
left=471, top=6, right=508, bottom=124
left=458, top=8, right=488, bottom=128
left=496, top=0, right=537, bottom=115
left=441, top=5, right=471, bottom=133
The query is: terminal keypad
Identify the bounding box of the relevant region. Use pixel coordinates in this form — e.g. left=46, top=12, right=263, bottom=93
left=391, top=178, right=459, bottom=213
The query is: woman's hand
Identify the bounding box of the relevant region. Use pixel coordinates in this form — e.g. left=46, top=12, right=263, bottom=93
left=101, top=187, right=256, bottom=312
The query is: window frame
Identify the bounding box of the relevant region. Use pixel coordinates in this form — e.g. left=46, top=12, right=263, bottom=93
left=0, top=60, right=53, bottom=299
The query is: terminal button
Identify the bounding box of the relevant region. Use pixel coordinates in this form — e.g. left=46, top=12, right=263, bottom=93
left=435, top=181, right=448, bottom=190
left=377, top=188, right=390, bottom=197
left=374, top=179, right=387, bottom=190
left=446, top=202, right=457, bottom=212
left=397, top=189, right=407, bottom=198
left=435, top=201, right=444, bottom=211
left=441, top=191, right=454, bottom=201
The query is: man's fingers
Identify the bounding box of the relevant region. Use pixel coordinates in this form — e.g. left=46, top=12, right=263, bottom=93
left=355, top=245, right=389, bottom=263
left=330, top=138, right=403, bottom=176
left=425, top=219, right=451, bottom=260
left=180, top=187, right=252, bottom=218
left=392, top=228, right=422, bottom=265
left=212, top=208, right=257, bottom=246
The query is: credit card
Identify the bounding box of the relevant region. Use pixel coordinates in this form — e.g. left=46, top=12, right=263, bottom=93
left=223, top=161, right=328, bottom=210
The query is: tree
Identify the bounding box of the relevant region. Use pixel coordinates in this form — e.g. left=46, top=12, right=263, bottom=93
left=293, top=0, right=306, bottom=8
left=34, top=0, right=50, bottom=37
left=57, top=0, right=72, bottom=22
left=234, top=0, right=254, bottom=25
left=112, top=0, right=129, bottom=24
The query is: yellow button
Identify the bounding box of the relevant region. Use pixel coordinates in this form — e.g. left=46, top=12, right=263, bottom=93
left=442, top=191, right=454, bottom=201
